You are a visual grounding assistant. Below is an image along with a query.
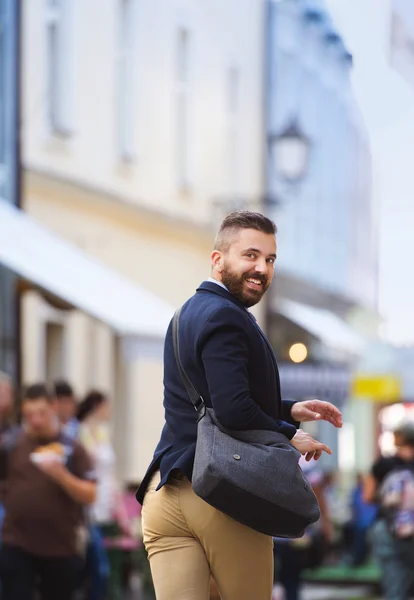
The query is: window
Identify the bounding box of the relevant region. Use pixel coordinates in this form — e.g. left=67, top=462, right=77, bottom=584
left=116, top=0, right=136, bottom=161
left=45, top=322, right=65, bottom=382
left=175, top=28, right=191, bottom=190
left=45, top=0, right=74, bottom=135
left=225, top=65, right=240, bottom=198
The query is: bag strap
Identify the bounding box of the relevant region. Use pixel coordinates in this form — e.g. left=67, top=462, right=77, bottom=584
left=172, top=308, right=206, bottom=422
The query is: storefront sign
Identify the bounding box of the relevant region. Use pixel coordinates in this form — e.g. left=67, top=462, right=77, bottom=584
left=351, top=375, right=401, bottom=402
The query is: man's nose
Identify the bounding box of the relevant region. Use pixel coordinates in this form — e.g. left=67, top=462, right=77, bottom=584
left=255, top=258, right=268, bottom=274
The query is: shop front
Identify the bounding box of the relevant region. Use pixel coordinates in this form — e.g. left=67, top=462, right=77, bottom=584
left=0, top=201, right=175, bottom=482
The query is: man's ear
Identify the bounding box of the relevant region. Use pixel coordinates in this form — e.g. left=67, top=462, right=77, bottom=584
left=211, top=250, right=223, bottom=272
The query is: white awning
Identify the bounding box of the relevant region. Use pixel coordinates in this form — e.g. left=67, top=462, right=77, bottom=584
left=0, top=201, right=174, bottom=338
left=277, top=298, right=366, bottom=356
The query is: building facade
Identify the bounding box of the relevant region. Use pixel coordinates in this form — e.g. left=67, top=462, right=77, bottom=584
left=17, top=0, right=266, bottom=481
left=265, top=0, right=379, bottom=473
left=0, top=0, right=20, bottom=380
left=4, top=0, right=384, bottom=482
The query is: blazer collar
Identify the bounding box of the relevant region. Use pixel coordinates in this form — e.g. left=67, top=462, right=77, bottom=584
left=197, top=280, right=248, bottom=313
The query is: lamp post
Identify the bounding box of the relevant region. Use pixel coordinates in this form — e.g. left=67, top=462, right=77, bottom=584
left=268, top=119, right=311, bottom=185
left=212, top=0, right=312, bottom=336
left=265, top=0, right=312, bottom=186
left=262, top=0, right=313, bottom=339
left=263, top=118, right=311, bottom=340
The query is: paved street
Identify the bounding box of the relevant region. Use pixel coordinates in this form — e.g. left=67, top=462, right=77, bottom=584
left=272, top=584, right=380, bottom=600
left=302, top=584, right=379, bottom=600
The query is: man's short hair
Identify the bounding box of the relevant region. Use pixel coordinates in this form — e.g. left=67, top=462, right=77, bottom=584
left=54, top=380, right=74, bottom=398
left=214, top=210, right=277, bottom=253
left=394, top=420, right=414, bottom=447
left=23, top=383, right=53, bottom=403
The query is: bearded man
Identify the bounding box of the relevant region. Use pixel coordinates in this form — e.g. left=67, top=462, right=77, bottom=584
left=136, top=211, right=342, bottom=600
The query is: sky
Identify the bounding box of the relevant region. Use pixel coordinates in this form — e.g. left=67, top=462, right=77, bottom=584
left=323, top=0, right=414, bottom=344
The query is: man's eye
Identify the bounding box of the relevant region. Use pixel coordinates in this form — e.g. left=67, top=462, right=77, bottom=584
left=267, top=258, right=275, bottom=264
left=246, top=253, right=255, bottom=259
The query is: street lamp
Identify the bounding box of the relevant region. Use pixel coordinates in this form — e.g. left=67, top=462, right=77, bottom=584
left=268, top=119, right=311, bottom=184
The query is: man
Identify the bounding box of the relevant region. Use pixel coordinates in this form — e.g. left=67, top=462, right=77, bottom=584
left=136, top=211, right=342, bottom=600
left=0, top=373, right=12, bottom=434
left=364, top=420, right=414, bottom=600
left=0, top=383, right=97, bottom=600
left=54, top=380, right=79, bottom=440
left=0, top=372, right=13, bottom=543
left=54, top=383, right=110, bottom=600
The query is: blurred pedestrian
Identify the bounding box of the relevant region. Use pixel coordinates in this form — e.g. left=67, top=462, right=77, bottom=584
left=0, top=372, right=13, bottom=535
left=273, top=456, right=332, bottom=600
left=364, top=420, right=414, bottom=600
left=345, top=474, right=377, bottom=566
left=78, top=390, right=130, bottom=600
left=54, top=380, right=80, bottom=440
left=0, top=383, right=96, bottom=600
left=136, top=211, right=342, bottom=600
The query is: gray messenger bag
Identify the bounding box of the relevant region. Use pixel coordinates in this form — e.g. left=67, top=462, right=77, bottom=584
left=172, top=308, right=320, bottom=539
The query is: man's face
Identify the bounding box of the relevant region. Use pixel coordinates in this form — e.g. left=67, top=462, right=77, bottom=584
left=55, top=395, right=76, bottom=424
left=213, top=228, right=277, bottom=308
left=22, top=398, right=57, bottom=437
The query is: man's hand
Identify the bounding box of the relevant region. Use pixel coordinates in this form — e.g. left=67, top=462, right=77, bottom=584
left=35, top=457, right=96, bottom=504
left=291, top=400, right=343, bottom=428
left=34, top=458, right=68, bottom=484
left=291, top=429, right=332, bottom=462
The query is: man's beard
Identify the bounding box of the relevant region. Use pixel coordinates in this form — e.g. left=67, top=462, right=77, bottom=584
left=221, top=264, right=270, bottom=307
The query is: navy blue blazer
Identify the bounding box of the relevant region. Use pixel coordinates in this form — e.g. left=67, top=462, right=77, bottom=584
left=136, top=281, right=299, bottom=504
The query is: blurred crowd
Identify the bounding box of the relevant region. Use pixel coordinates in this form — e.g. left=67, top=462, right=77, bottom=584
left=271, top=461, right=379, bottom=600
left=272, top=460, right=376, bottom=600
left=0, top=372, right=150, bottom=600
left=1, top=371, right=414, bottom=600
left=273, top=421, right=414, bottom=600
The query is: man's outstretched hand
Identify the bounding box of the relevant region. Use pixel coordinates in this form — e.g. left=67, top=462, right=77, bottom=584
left=291, top=399, right=343, bottom=428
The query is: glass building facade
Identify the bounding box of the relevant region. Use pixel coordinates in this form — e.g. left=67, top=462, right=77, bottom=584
left=0, top=0, right=20, bottom=379
left=268, top=1, right=377, bottom=310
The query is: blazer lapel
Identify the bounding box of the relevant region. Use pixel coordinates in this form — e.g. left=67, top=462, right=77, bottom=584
left=197, top=280, right=280, bottom=373
left=197, top=280, right=282, bottom=400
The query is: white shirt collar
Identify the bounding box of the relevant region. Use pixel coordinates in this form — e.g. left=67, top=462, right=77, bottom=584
left=206, top=277, right=256, bottom=319
left=207, top=277, right=228, bottom=291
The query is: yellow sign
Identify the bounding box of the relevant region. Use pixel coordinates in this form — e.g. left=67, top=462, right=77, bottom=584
left=352, top=375, right=401, bottom=402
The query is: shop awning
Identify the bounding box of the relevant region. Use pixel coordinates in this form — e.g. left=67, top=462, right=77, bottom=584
left=0, top=201, right=174, bottom=338
left=276, top=298, right=366, bottom=356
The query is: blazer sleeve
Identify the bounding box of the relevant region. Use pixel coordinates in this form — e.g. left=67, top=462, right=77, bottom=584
left=199, top=306, right=297, bottom=439
left=282, top=400, right=300, bottom=428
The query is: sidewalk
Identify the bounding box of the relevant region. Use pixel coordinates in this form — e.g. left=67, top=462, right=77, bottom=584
left=272, top=581, right=380, bottom=600
left=302, top=561, right=381, bottom=586
left=302, top=584, right=380, bottom=600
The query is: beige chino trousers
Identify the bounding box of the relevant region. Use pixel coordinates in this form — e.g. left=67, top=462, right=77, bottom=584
left=141, top=472, right=274, bottom=600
